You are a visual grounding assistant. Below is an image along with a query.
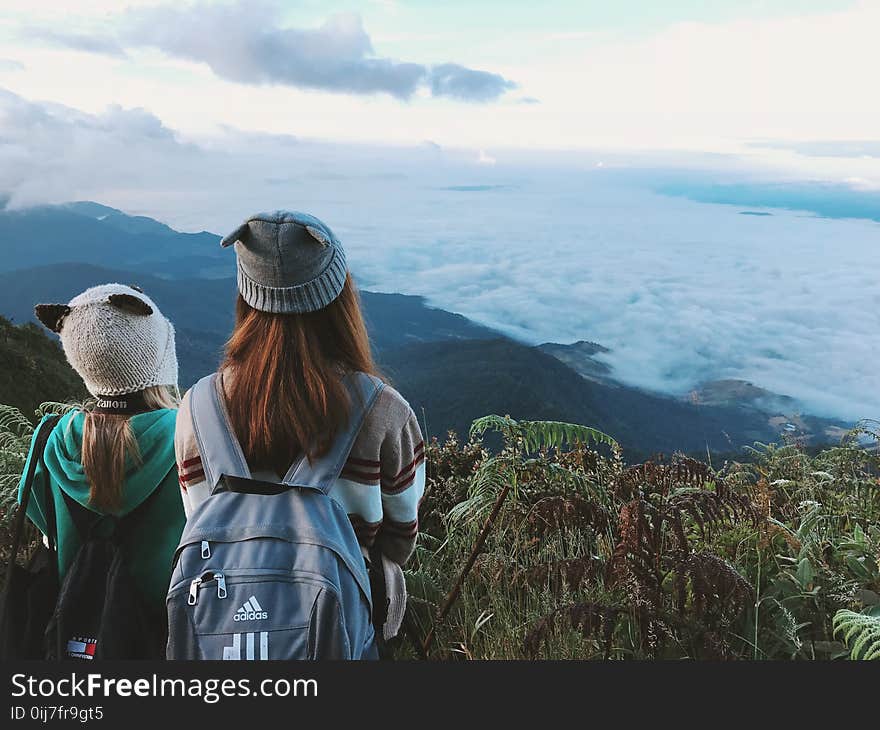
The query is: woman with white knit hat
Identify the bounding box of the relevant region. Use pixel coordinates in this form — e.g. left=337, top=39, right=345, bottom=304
left=17, top=283, right=185, bottom=654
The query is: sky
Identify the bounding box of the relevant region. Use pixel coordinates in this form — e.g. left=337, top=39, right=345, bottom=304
left=1, top=1, right=879, bottom=421
left=0, top=0, right=879, bottom=170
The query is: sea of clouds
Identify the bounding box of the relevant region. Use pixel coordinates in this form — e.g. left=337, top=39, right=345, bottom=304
left=2, top=88, right=879, bottom=422
left=292, top=173, right=880, bottom=423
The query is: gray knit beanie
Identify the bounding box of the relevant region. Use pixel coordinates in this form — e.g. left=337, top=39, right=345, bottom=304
left=34, top=283, right=178, bottom=397
left=220, top=210, right=348, bottom=314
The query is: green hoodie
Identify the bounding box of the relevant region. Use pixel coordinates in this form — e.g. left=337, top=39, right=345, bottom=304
left=17, top=409, right=185, bottom=618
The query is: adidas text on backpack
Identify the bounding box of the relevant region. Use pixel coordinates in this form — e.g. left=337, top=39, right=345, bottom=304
left=234, top=595, right=268, bottom=622
left=166, top=371, right=383, bottom=660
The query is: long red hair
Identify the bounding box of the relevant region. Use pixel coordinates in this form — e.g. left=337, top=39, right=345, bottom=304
left=221, top=274, right=381, bottom=476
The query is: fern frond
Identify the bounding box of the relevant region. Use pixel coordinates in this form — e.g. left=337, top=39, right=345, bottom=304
left=0, top=404, right=33, bottom=438
left=844, top=419, right=880, bottom=447
left=518, top=420, right=618, bottom=453
left=447, top=458, right=508, bottom=525
left=0, top=430, right=27, bottom=451
left=833, top=610, right=880, bottom=660
left=0, top=472, right=21, bottom=488
left=469, top=414, right=518, bottom=440
left=36, top=401, right=80, bottom=417
left=470, top=414, right=617, bottom=453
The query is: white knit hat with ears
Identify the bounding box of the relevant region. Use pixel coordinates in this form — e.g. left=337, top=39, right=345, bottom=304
left=35, top=283, right=178, bottom=397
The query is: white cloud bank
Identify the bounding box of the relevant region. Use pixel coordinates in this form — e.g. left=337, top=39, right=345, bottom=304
left=1, top=88, right=879, bottom=422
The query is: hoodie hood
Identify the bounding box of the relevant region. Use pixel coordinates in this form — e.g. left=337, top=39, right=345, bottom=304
left=41, top=408, right=177, bottom=516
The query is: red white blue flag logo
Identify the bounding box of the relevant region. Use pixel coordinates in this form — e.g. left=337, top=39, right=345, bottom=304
left=65, top=637, right=98, bottom=660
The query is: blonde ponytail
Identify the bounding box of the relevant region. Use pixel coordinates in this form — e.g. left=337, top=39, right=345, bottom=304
left=80, top=385, right=178, bottom=512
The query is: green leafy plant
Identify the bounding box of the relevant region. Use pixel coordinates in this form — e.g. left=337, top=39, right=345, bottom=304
left=0, top=401, right=79, bottom=524
left=402, top=416, right=880, bottom=660
left=0, top=404, right=37, bottom=521
left=420, top=415, right=616, bottom=655
left=833, top=610, right=880, bottom=660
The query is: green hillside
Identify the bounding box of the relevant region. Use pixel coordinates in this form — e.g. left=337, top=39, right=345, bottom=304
left=0, top=317, right=85, bottom=418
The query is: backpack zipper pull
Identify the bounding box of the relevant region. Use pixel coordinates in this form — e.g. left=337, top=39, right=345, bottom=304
left=201, top=540, right=211, bottom=559
left=188, top=570, right=217, bottom=605
left=188, top=577, right=201, bottom=605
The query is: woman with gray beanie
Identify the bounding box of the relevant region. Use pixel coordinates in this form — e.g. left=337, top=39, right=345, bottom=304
left=175, top=211, right=424, bottom=655
left=18, top=284, right=185, bottom=655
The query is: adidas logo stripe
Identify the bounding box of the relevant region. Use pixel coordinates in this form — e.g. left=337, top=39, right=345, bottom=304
left=233, top=595, right=268, bottom=621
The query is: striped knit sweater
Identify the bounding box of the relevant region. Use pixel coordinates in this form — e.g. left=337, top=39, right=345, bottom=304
left=173, top=374, right=425, bottom=565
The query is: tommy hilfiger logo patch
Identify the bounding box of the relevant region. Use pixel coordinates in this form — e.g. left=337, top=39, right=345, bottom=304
left=66, top=636, right=98, bottom=660
left=233, top=596, right=268, bottom=622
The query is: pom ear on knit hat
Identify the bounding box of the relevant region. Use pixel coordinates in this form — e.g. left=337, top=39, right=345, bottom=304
left=35, top=283, right=178, bottom=397
left=107, top=293, right=153, bottom=317
left=220, top=210, right=348, bottom=314
left=34, top=304, right=71, bottom=333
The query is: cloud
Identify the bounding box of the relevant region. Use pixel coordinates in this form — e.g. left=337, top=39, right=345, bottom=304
left=476, top=150, right=496, bottom=165
left=0, top=59, right=25, bottom=72
left=428, top=63, right=516, bottom=102
left=2, top=87, right=878, bottom=423
left=27, top=29, right=128, bottom=58
left=493, top=3, right=880, bottom=151
left=356, top=179, right=879, bottom=423
left=843, top=177, right=880, bottom=192
left=752, top=140, right=880, bottom=159
left=0, top=87, right=203, bottom=208
left=124, top=7, right=426, bottom=99
left=27, top=2, right=515, bottom=102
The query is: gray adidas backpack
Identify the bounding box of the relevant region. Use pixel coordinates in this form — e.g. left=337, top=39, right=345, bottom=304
left=166, top=371, right=384, bottom=660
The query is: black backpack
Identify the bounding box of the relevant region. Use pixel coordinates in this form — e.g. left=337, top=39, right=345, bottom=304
left=1, top=414, right=166, bottom=660
left=0, top=415, right=61, bottom=659
left=45, top=486, right=166, bottom=660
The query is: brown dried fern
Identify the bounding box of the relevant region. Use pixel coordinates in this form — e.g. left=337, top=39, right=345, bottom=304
left=523, top=602, right=618, bottom=659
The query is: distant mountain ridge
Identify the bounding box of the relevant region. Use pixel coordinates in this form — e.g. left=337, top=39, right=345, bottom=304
left=61, top=201, right=180, bottom=237
left=0, top=201, right=223, bottom=277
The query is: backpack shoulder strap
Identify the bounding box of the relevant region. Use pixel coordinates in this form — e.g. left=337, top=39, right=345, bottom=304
left=282, top=372, right=385, bottom=494
left=58, top=489, right=99, bottom=540
left=188, top=373, right=252, bottom=489
left=58, top=478, right=166, bottom=543
left=114, top=482, right=166, bottom=541
left=6, top=414, right=61, bottom=569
